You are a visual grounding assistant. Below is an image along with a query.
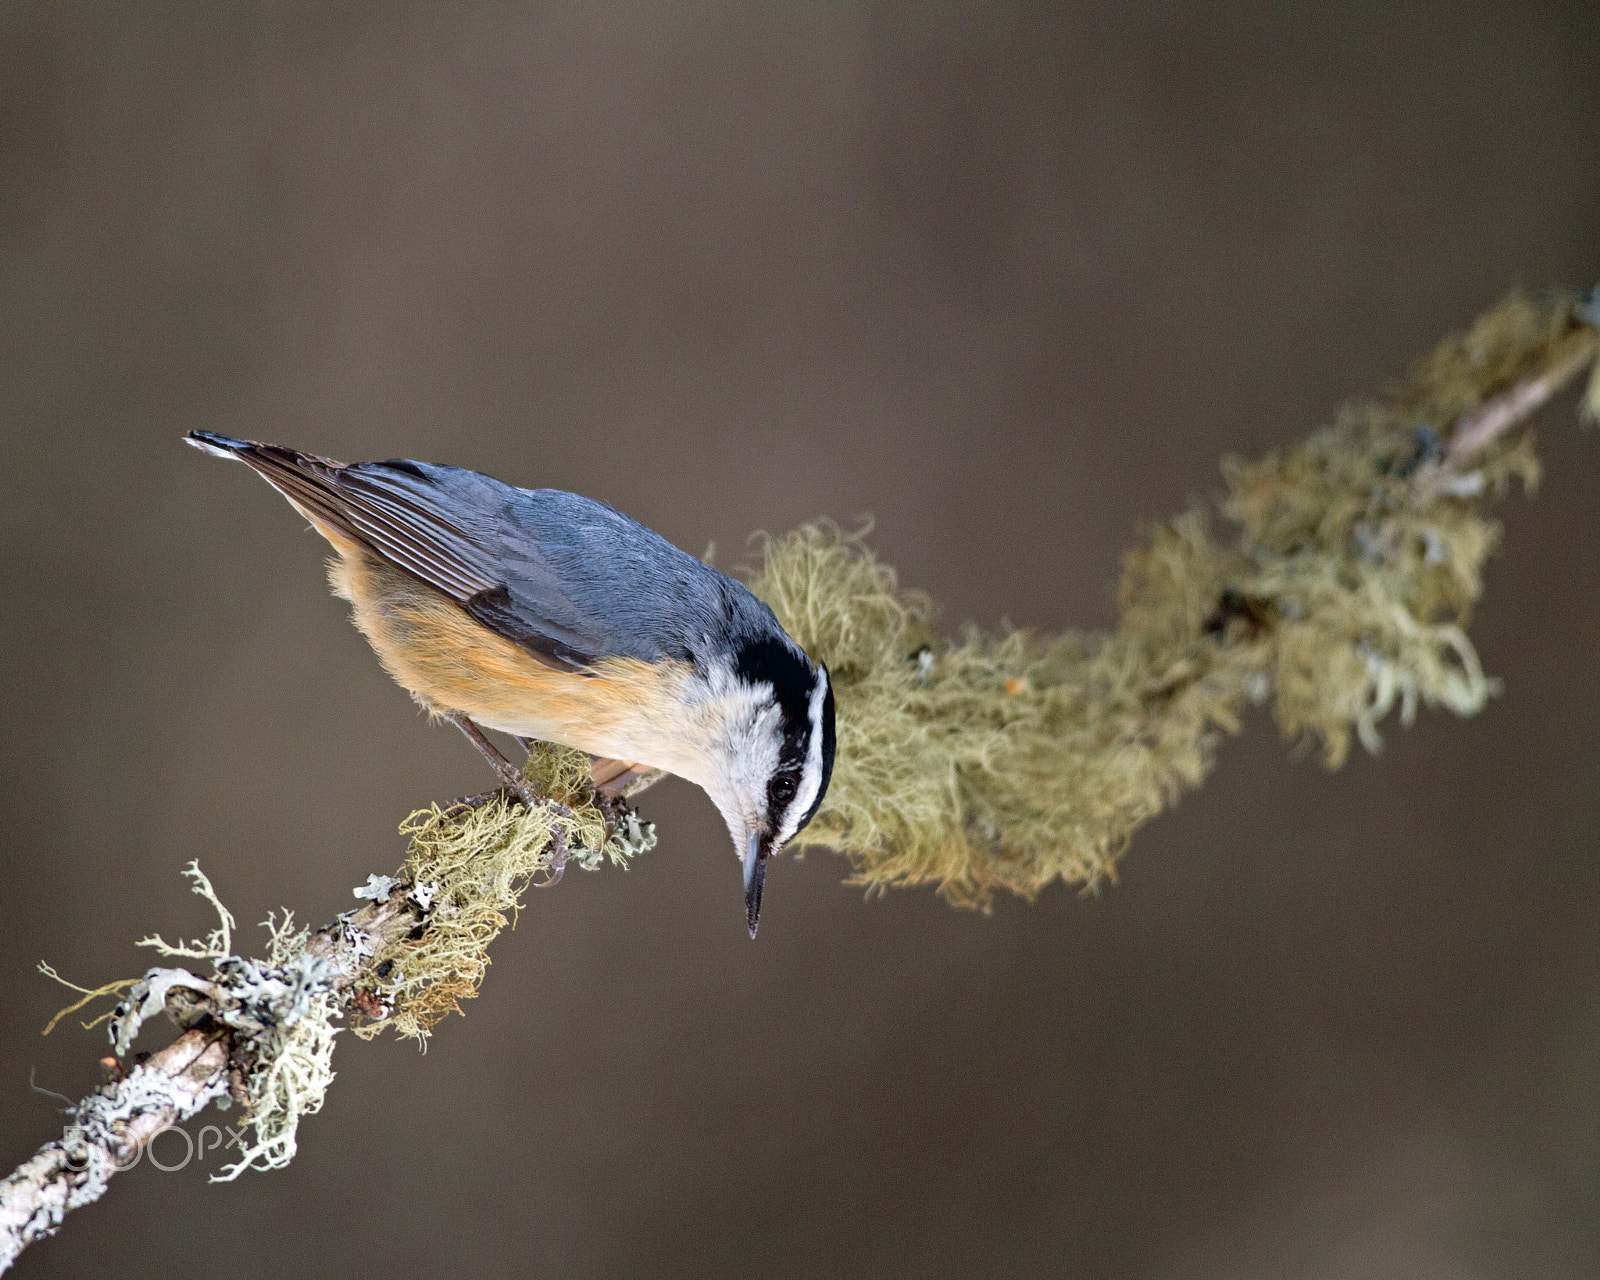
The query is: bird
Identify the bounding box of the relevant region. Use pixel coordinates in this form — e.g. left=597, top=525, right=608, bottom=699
left=185, top=431, right=835, bottom=937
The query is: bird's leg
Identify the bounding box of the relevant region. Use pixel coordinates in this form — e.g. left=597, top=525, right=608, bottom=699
left=449, top=715, right=579, bottom=887
left=447, top=717, right=628, bottom=880
left=514, top=735, right=535, bottom=755
left=447, top=712, right=543, bottom=809
left=619, top=768, right=668, bottom=799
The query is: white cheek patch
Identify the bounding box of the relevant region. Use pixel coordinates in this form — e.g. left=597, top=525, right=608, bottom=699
left=730, top=704, right=783, bottom=818
left=699, top=688, right=783, bottom=848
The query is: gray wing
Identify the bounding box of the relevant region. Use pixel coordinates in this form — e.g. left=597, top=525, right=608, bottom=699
left=358, top=457, right=755, bottom=672
left=190, top=434, right=757, bottom=672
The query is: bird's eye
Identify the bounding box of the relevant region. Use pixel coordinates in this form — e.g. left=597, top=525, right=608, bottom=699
left=771, top=775, right=797, bottom=806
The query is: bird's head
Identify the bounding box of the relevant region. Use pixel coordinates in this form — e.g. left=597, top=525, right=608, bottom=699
left=693, top=637, right=835, bottom=937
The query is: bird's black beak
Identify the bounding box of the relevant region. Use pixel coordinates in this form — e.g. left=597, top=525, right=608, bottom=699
left=742, top=827, right=768, bottom=939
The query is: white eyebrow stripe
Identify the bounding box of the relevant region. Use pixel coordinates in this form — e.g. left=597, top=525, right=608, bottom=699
left=774, top=666, right=829, bottom=847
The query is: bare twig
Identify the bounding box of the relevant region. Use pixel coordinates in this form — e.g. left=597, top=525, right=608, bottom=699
left=1446, top=337, right=1597, bottom=466
left=1407, top=329, right=1599, bottom=507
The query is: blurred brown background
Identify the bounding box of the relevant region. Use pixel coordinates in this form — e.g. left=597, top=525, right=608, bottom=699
left=2, top=4, right=1599, bottom=1277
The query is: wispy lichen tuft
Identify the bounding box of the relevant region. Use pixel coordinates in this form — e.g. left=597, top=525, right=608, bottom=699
left=354, top=741, right=656, bottom=1044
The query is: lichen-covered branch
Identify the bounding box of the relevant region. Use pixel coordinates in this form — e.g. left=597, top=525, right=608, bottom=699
left=0, top=749, right=654, bottom=1273
left=754, top=288, right=1600, bottom=906
left=0, top=1029, right=227, bottom=1273
left=3, top=287, right=1596, bottom=1272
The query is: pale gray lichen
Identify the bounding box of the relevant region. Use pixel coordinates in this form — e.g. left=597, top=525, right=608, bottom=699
left=211, top=985, right=339, bottom=1180
left=67, top=1059, right=228, bottom=1193
left=104, top=865, right=344, bottom=1180
left=353, top=875, right=397, bottom=902
left=134, top=860, right=234, bottom=960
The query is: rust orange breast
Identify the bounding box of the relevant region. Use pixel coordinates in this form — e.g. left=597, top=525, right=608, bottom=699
left=320, top=533, right=691, bottom=769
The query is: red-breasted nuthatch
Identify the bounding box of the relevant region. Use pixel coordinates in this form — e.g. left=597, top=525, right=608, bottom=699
left=187, top=432, right=835, bottom=936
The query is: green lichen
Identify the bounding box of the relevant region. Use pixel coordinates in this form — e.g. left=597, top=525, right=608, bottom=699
left=355, top=742, right=653, bottom=1043
left=749, top=290, right=1598, bottom=908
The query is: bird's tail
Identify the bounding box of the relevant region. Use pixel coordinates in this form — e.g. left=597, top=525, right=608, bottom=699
left=185, top=429, right=254, bottom=460
left=185, top=430, right=365, bottom=546
left=186, top=430, right=346, bottom=471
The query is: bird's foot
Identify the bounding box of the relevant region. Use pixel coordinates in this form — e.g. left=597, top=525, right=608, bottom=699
left=447, top=713, right=545, bottom=809
left=534, top=826, right=568, bottom=888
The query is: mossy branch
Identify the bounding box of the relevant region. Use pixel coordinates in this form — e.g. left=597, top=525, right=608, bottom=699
left=755, top=289, right=1600, bottom=908
left=3, top=288, right=1596, bottom=1273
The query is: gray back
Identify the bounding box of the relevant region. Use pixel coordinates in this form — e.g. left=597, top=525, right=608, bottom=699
left=349, top=458, right=784, bottom=671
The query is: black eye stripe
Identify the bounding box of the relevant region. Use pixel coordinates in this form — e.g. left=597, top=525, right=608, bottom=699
left=734, top=641, right=834, bottom=835
left=791, top=676, right=835, bottom=837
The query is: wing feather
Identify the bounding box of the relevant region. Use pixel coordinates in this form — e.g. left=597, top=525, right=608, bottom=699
left=200, top=436, right=588, bottom=671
